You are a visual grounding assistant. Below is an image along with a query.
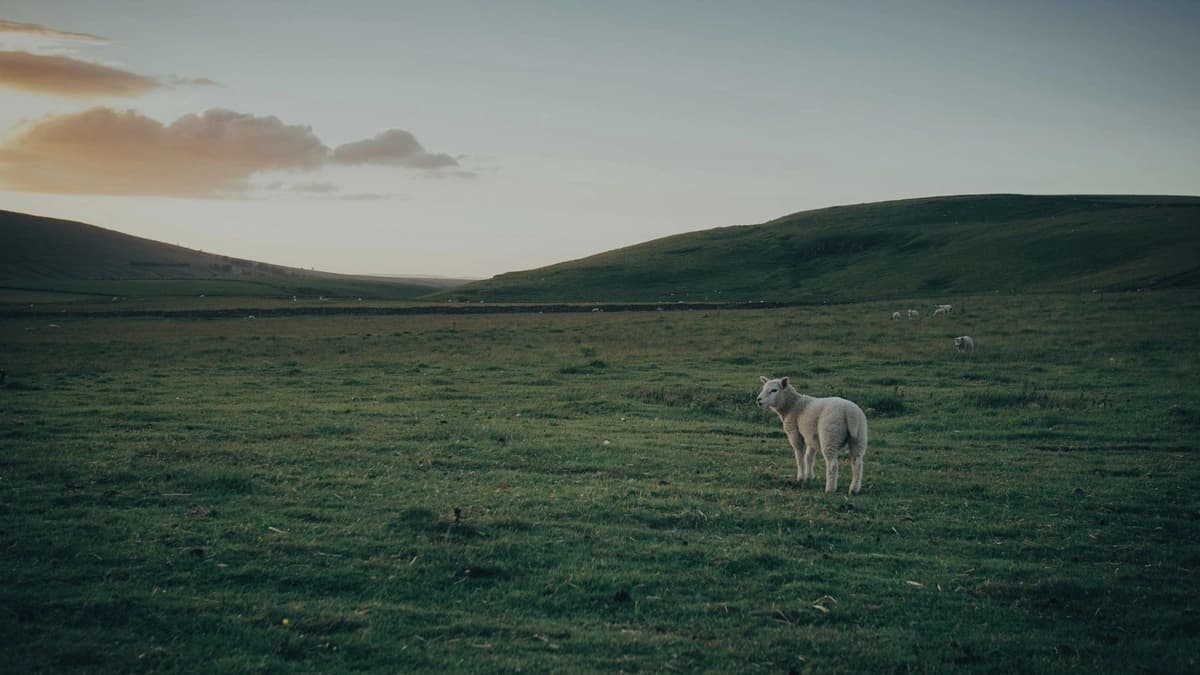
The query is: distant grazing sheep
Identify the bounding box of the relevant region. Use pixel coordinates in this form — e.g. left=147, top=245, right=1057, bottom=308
left=756, top=376, right=869, bottom=495
left=933, top=304, right=952, bottom=316
left=955, top=335, right=975, bottom=353
left=891, top=311, right=902, bottom=320
left=907, top=309, right=920, bottom=319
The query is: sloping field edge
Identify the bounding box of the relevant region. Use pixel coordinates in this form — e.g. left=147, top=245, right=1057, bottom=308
left=0, top=301, right=795, bottom=320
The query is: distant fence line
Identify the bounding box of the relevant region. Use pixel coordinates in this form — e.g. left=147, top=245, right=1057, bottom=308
left=1, top=301, right=799, bottom=320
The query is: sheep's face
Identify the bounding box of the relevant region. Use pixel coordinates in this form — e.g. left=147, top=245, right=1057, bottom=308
left=954, top=336, right=967, bottom=349
left=756, top=376, right=789, bottom=409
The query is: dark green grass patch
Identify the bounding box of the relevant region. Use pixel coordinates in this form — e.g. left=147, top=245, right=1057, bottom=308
left=967, top=387, right=1054, bottom=409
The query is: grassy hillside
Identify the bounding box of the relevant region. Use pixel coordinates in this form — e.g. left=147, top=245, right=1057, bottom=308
left=443, top=194, right=1200, bottom=303
left=0, top=210, right=466, bottom=306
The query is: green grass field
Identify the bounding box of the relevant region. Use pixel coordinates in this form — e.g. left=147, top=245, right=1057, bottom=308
left=2, top=290, right=1199, bottom=672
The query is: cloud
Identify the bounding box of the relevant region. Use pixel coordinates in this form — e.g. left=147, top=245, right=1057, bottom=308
left=167, top=75, right=221, bottom=88
left=0, top=18, right=217, bottom=97
left=264, top=182, right=393, bottom=200
left=332, top=129, right=459, bottom=169
left=0, top=18, right=107, bottom=43
left=0, top=107, right=329, bottom=196
left=0, top=50, right=163, bottom=97
left=289, top=181, right=339, bottom=193
left=0, top=106, right=473, bottom=197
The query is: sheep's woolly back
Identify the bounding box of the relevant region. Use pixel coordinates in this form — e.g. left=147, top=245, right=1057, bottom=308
left=784, top=394, right=867, bottom=447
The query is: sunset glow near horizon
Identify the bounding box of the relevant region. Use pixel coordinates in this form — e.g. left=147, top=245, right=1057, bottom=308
left=1, top=1, right=1198, bottom=279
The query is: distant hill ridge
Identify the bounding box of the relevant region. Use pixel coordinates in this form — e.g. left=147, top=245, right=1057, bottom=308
left=1, top=209, right=305, bottom=281
left=443, top=194, right=1200, bottom=303
left=4, top=194, right=1198, bottom=304
left=0, top=209, right=463, bottom=294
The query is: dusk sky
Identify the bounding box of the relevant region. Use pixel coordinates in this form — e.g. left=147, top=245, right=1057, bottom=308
left=1, top=1, right=1197, bottom=278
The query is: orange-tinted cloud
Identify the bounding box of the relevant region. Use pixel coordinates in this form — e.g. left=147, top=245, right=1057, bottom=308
left=332, top=129, right=459, bottom=169
left=0, top=50, right=162, bottom=97
left=0, top=106, right=471, bottom=197
left=0, top=107, right=329, bottom=196
left=0, top=18, right=218, bottom=97
left=0, top=18, right=107, bottom=43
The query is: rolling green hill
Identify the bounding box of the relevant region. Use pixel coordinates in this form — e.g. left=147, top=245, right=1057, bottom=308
left=444, top=194, right=1200, bottom=303
left=0, top=209, right=466, bottom=304
left=6, top=195, right=1198, bottom=308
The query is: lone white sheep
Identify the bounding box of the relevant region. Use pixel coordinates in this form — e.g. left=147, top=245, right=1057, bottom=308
left=756, top=376, right=869, bottom=495
left=891, top=311, right=902, bottom=320
left=955, top=335, right=975, bottom=353
left=907, top=309, right=920, bottom=320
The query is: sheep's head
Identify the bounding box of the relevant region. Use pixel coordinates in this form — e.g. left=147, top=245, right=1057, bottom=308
left=756, top=376, right=790, bottom=409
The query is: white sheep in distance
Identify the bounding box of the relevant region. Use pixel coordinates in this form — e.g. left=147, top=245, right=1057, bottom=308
left=756, top=376, right=869, bottom=495
left=933, top=304, right=952, bottom=316
left=955, top=335, right=975, bottom=353
left=891, top=311, right=902, bottom=320
left=907, top=309, right=920, bottom=319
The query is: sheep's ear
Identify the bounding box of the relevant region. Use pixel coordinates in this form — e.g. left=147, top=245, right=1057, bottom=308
left=760, top=376, right=769, bottom=384
left=780, top=376, right=789, bottom=388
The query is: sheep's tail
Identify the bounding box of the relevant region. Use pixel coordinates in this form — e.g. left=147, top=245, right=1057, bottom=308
left=845, top=405, right=868, bottom=454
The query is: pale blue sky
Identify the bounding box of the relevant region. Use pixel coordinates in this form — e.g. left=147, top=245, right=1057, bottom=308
left=1, top=1, right=1197, bottom=277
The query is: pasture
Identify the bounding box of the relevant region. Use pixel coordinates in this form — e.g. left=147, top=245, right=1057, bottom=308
left=2, top=290, right=1198, bottom=672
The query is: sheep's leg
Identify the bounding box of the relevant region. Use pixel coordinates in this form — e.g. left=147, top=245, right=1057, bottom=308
left=848, top=446, right=864, bottom=495
left=821, top=446, right=839, bottom=493
left=804, top=444, right=818, bottom=482
left=785, top=428, right=806, bottom=480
